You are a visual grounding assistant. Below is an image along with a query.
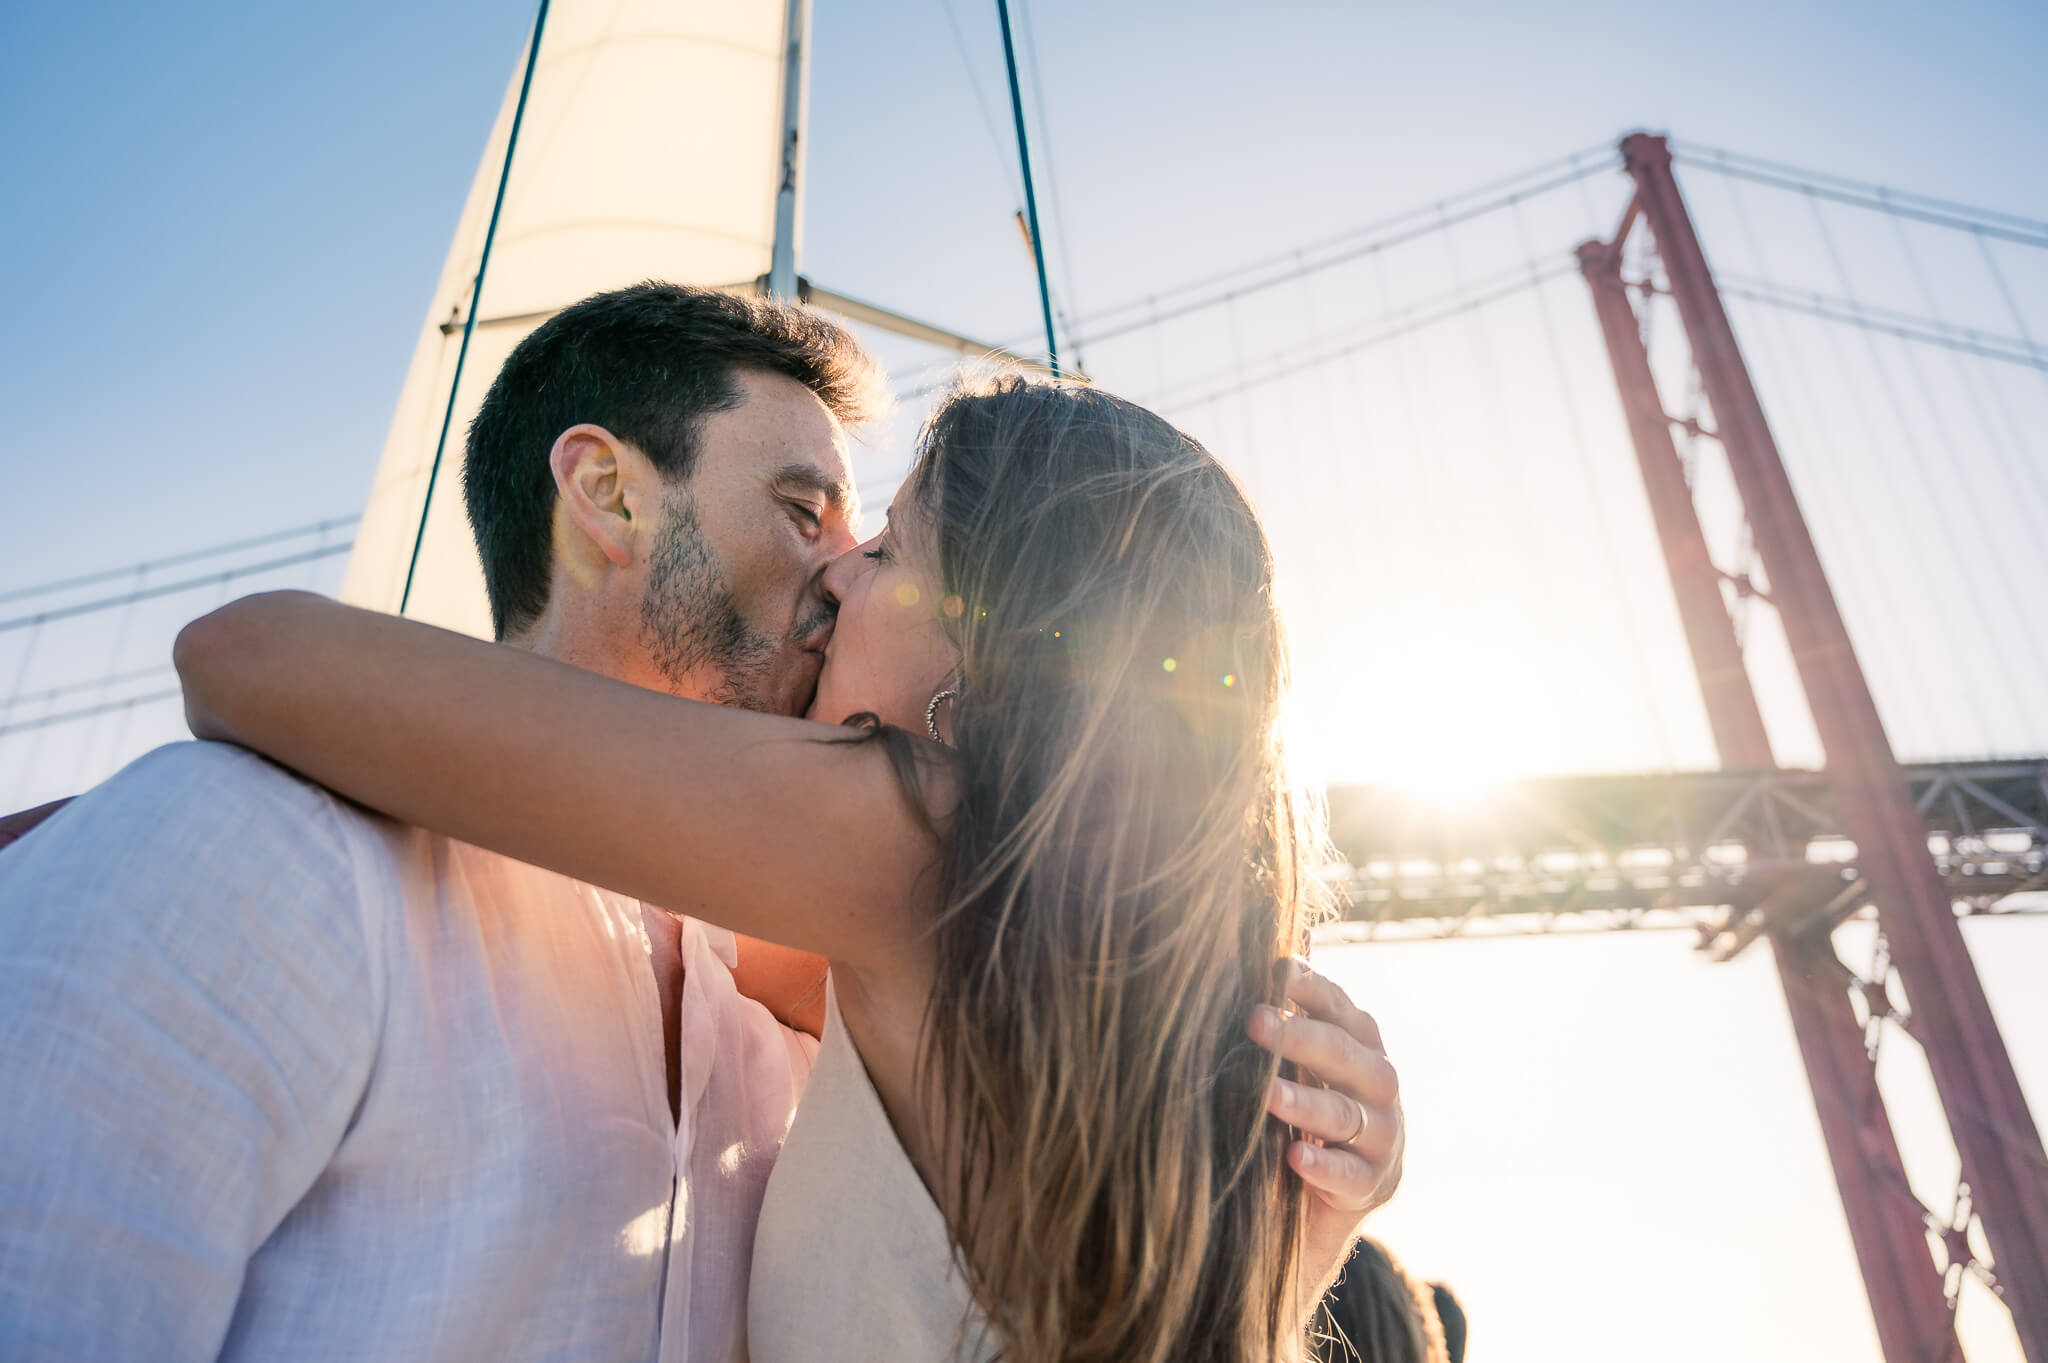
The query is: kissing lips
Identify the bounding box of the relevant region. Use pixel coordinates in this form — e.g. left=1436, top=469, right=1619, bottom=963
left=795, top=642, right=829, bottom=719
left=792, top=612, right=836, bottom=720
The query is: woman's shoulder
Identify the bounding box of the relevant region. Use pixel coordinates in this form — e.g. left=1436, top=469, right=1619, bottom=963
left=750, top=984, right=991, bottom=1362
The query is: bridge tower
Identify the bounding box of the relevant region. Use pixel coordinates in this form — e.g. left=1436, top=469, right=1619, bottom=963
left=1580, top=132, right=2048, bottom=1363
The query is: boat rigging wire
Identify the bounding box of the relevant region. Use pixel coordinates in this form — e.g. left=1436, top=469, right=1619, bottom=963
left=399, top=0, right=552, bottom=616
left=1015, top=0, right=1085, bottom=373
left=994, top=0, right=1062, bottom=377
left=937, top=0, right=1025, bottom=205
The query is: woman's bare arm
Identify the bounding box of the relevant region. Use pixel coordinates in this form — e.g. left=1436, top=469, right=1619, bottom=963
left=174, top=592, right=942, bottom=967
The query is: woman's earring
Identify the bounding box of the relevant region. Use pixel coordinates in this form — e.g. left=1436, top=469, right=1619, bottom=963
left=925, top=688, right=958, bottom=743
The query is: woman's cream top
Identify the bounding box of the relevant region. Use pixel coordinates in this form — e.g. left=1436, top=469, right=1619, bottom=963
left=749, top=982, right=995, bottom=1362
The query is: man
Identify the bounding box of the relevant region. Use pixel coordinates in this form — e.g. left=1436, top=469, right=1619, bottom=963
left=0, top=283, right=1399, bottom=1362
left=0, top=284, right=877, bottom=1362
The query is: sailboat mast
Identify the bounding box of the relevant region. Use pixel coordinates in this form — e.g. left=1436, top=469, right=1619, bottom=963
left=767, top=0, right=813, bottom=300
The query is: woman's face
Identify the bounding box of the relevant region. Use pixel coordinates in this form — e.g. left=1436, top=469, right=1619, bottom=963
left=808, top=483, right=959, bottom=733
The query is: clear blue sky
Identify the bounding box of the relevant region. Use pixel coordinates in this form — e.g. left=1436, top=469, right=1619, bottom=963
left=2, top=6, right=2045, bottom=1360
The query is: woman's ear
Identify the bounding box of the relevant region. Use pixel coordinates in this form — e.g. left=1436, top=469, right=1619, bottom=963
left=549, top=424, right=640, bottom=568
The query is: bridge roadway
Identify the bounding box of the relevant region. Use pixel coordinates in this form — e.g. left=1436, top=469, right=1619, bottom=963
left=1320, top=757, right=2048, bottom=950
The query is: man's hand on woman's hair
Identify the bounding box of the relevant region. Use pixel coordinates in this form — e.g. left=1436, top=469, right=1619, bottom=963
left=1247, top=959, right=1404, bottom=1293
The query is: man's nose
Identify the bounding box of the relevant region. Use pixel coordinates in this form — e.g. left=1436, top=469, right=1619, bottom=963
left=819, top=523, right=858, bottom=563
left=819, top=537, right=866, bottom=607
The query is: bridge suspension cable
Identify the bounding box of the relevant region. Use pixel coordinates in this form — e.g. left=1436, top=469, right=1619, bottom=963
left=985, top=134, right=2045, bottom=375
left=5, top=665, right=179, bottom=712
left=1513, top=195, right=1676, bottom=769
left=1978, top=234, right=2048, bottom=376
left=0, top=516, right=360, bottom=610
left=1710, top=166, right=2048, bottom=531
left=1671, top=141, right=2048, bottom=249
left=1042, top=142, right=1616, bottom=353
left=1654, top=137, right=2048, bottom=748
left=1716, top=276, right=2048, bottom=372
left=1869, top=195, right=2048, bottom=532
left=1708, top=173, right=1968, bottom=753
left=0, top=542, right=355, bottom=636
left=0, top=521, right=359, bottom=761
left=1146, top=258, right=1577, bottom=413
left=0, top=687, right=186, bottom=742
left=1706, top=164, right=2048, bottom=758
left=1802, top=182, right=2048, bottom=691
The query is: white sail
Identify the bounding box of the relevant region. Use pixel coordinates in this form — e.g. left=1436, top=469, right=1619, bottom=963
left=342, top=0, right=795, bottom=637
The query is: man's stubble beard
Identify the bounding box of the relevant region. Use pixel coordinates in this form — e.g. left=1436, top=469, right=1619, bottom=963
left=638, top=490, right=830, bottom=715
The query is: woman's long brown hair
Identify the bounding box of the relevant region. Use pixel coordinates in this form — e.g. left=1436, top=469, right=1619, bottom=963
left=868, top=373, right=1330, bottom=1361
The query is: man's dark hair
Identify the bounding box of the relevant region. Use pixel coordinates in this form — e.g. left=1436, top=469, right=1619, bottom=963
left=462, top=281, right=887, bottom=639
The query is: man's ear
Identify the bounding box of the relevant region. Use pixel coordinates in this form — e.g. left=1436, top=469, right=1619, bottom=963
left=549, top=424, right=649, bottom=569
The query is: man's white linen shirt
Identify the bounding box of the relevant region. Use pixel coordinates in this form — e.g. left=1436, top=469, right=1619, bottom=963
left=0, top=741, right=816, bottom=1363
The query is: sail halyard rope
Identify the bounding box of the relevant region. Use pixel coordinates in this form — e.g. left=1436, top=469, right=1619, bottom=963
left=994, top=0, right=1061, bottom=380
left=400, top=0, right=554, bottom=616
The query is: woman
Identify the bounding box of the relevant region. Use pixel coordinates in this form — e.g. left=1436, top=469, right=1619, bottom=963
left=176, top=374, right=1401, bottom=1361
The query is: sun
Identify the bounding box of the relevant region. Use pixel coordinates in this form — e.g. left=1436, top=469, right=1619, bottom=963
left=1279, top=617, right=1570, bottom=802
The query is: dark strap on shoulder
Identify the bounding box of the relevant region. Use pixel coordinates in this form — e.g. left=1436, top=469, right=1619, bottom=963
left=0, top=798, right=72, bottom=854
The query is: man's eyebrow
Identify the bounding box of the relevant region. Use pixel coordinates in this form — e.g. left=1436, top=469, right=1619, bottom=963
left=770, top=463, right=853, bottom=514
